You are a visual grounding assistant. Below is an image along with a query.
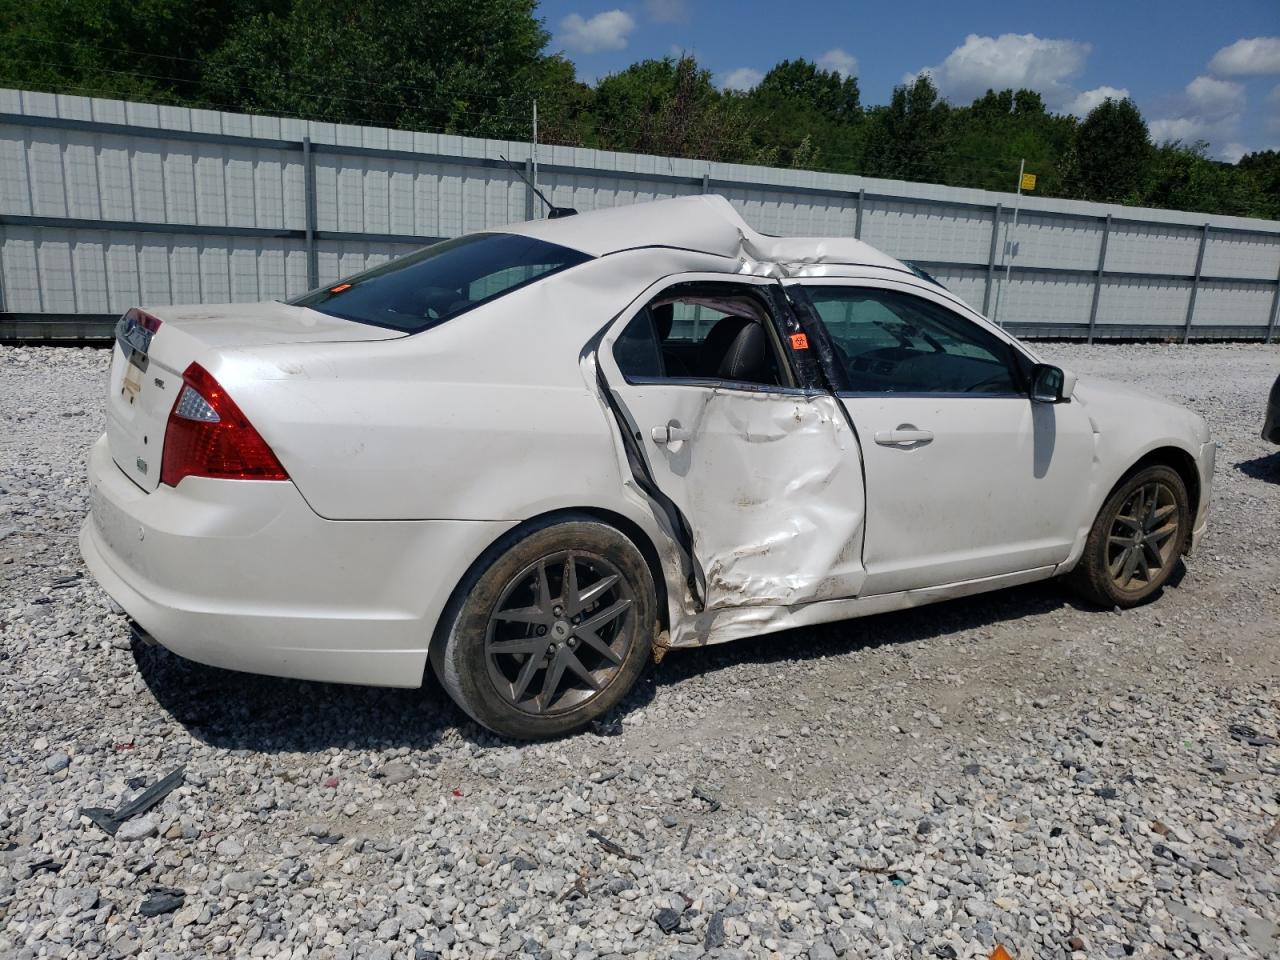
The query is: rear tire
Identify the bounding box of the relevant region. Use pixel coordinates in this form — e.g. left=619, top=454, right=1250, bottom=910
left=431, top=516, right=655, bottom=740
left=1068, top=464, right=1190, bottom=608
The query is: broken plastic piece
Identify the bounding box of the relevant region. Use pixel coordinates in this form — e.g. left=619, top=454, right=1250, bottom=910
left=586, top=829, right=640, bottom=861
left=990, top=946, right=1014, bottom=960
left=138, top=887, right=185, bottom=916
left=81, top=766, right=185, bottom=837
left=691, top=786, right=721, bottom=812
left=591, top=717, right=623, bottom=737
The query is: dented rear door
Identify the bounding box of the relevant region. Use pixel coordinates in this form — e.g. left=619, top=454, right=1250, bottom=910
left=597, top=275, right=867, bottom=613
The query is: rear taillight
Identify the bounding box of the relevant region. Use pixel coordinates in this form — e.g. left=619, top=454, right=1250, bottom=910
left=160, top=363, right=288, bottom=486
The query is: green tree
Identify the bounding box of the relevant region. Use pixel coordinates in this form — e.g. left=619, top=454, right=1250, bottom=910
left=1236, top=150, right=1280, bottom=220
left=0, top=0, right=275, bottom=103
left=200, top=0, right=555, bottom=135
left=946, top=88, right=1076, bottom=194
left=589, top=57, right=753, bottom=161
left=1144, top=142, right=1268, bottom=218
left=864, top=75, right=952, bottom=183
left=743, top=58, right=864, bottom=171
left=1071, top=97, right=1151, bottom=203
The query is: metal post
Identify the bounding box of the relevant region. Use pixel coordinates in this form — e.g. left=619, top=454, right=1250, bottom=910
left=854, top=188, right=865, bottom=240
left=701, top=172, right=709, bottom=194
left=993, top=159, right=1025, bottom=327
left=983, top=203, right=1002, bottom=314
left=0, top=220, right=7, bottom=313
left=524, top=158, right=535, bottom=221
left=1087, top=214, right=1112, bottom=344
left=1266, top=257, right=1280, bottom=344
left=1183, top=222, right=1209, bottom=343
left=302, top=137, right=318, bottom=290
left=531, top=99, right=539, bottom=196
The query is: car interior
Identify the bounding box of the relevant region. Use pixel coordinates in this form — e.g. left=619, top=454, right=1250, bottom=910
left=806, top=288, right=1022, bottom=394
left=613, top=285, right=786, bottom=387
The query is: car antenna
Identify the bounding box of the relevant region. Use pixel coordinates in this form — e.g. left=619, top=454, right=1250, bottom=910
left=499, top=154, right=577, bottom=219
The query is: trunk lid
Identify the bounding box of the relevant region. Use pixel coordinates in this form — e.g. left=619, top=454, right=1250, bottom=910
left=105, top=302, right=404, bottom=491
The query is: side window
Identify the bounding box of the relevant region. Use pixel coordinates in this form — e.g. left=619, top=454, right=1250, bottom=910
left=613, top=309, right=664, bottom=379
left=806, top=286, right=1021, bottom=395
left=612, top=283, right=787, bottom=388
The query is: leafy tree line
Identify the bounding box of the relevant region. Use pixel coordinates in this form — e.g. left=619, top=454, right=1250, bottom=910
left=2, top=0, right=1275, bottom=219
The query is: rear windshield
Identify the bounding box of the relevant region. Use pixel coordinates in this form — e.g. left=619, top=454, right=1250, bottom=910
left=292, top=233, right=592, bottom=333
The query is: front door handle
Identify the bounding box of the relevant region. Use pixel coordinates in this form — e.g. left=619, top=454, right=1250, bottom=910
left=873, top=427, right=933, bottom=447
left=652, top=424, right=693, bottom=445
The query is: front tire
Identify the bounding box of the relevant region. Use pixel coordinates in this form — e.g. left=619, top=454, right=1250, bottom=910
left=1069, top=464, right=1190, bottom=608
left=432, top=516, right=655, bottom=740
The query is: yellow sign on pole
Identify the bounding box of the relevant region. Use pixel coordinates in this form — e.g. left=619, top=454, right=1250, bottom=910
left=1020, top=172, right=1037, bottom=191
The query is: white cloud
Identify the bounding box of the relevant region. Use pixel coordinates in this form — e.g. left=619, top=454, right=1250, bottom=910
left=1185, top=74, right=1247, bottom=119
left=910, top=33, right=1090, bottom=107
left=1267, top=83, right=1280, bottom=135
left=558, top=10, right=636, bottom=54
left=1219, top=142, right=1249, bottom=163
left=1148, top=74, right=1246, bottom=146
left=1208, top=37, right=1280, bottom=76
left=721, top=67, right=764, bottom=92
left=817, top=48, right=858, bottom=79
left=645, top=0, right=689, bottom=23
left=1065, top=85, right=1130, bottom=117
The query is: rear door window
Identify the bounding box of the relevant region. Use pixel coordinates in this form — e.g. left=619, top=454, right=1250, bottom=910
left=292, top=233, right=592, bottom=333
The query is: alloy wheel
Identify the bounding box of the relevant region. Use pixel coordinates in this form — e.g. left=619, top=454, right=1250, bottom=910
left=1105, top=480, right=1180, bottom=594
left=484, top=550, right=635, bottom=715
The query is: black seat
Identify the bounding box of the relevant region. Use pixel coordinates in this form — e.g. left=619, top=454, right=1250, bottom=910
left=700, top=316, right=772, bottom=382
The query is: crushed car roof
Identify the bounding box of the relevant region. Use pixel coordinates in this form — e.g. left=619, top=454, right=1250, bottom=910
left=503, top=194, right=911, bottom=276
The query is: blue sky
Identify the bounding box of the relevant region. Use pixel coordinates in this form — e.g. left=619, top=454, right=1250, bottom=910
left=536, top=0, right=1280, bottom=160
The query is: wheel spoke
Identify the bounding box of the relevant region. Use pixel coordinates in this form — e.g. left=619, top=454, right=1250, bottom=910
left=578, top=598, right=632, bottom=633
left=1107, top=548, right=1127, bottom=578
left=536, top=561, right=552, bottom=611
left=1147, top=521, right=1178, bottom=545
left=1119, top=546, right=1142, bottom=586
left=1113, top=513, right=1142, bottom=533
left=1145, top=503, right=1176, bottom=530
left=576, top=626, right=623, bottom=665
left=1141, top=540, right=1164, bottom=571
left=563, top=649, right=603, bottom=691
left=487, top=635, right=549, bottom=656
left=562, top=553, right=579, bottom=615
left=539, top=647, right=569, bottom=709
left=492, top=606, right=546, bottom=625
left=576, top=572, right=620, bottom=610
left=1107, top=534, right=1132, bottom=549
left=510, top=651, right=545, bottom=702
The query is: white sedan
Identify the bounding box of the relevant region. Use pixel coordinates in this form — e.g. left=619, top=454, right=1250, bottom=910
left=81, top=196, right=1215, bottom=739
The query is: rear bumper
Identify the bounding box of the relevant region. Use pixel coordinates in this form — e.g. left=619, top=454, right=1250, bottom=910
left=80, top=434, right=514, bottom=687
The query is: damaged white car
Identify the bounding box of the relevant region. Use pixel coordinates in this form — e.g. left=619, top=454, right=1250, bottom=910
left=81, top=195, right=1215, bottom=738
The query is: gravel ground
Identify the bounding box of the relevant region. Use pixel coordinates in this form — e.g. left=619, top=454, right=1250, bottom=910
left=1, top=341, right=1278, bottom=960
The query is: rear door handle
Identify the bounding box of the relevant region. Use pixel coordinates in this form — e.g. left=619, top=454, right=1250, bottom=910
left=873, top=428, right=933, bottom=447
left=651, top=424, right=692, bottom=445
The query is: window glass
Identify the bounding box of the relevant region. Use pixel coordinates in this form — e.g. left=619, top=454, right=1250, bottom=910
left=613, top=309, right=664, bottom=379
left=292, top=233, right=591, bottom=333
left=806, top=287, right=1019, bottom=394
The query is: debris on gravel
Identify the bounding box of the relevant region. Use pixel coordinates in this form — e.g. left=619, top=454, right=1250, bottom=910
left=1, top=342, right=1278, bottom=959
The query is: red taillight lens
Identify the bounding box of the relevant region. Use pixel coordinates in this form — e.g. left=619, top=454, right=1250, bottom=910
left=160, top=363, right=288, bottom=486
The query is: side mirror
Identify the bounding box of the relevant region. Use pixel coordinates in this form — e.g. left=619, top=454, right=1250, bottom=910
left=1030, top=364, right=1076, bottom=403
